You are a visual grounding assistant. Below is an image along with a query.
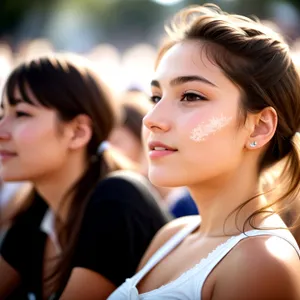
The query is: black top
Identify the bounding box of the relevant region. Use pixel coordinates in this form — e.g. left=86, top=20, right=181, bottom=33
left=1, top=171, right=169, bottom=299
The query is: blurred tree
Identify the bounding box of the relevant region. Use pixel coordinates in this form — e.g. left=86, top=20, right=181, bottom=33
left=0, top=0, right=299, bottom=48
left=287, top=0, right=300, bottom=11
left=93, top=0, right=168, bottom=48
left=185, top=0, right=300, bottom=20
left=0, top=0, right=56, bottom=37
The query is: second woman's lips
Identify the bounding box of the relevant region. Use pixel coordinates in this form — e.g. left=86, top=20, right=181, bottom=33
left=0, top=150, right=17, bottom=160
left=0, top=150, right=17, bottom=155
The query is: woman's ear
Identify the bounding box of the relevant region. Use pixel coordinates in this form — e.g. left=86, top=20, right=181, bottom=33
left=245, top=107, right=277, bottom=150
left=68, top=114, right=93, bottom=151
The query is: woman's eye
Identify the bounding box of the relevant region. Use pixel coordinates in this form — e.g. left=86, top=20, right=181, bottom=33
left=16, top=111, right=31, bottom=118
left=181, top=92, right=207, bottom=102
left=150, top=96, right=161, bottom=104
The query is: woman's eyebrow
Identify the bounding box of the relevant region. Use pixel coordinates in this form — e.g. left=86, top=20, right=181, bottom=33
left=150, top=75, right=218, bottom=88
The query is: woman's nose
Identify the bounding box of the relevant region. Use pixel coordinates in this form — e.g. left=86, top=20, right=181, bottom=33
left=143, top=104, right=171, bottom=133
left=0, top=118, right=12, bottom=141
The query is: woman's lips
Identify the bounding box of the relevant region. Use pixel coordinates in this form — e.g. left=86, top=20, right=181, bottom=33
left=0, top=150, right=17, bottom=162
left=148, top=141, right=178, bottom=159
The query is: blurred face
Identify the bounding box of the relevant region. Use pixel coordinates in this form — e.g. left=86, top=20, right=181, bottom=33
left=109, top=126, right=142, bottom=163
left=0, top=86, right=73, bottom=182
left=143, top=41, right=248, bottom=188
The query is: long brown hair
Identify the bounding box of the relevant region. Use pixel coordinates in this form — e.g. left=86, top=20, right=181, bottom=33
left=2, top=54, right=129, bottom=293
left=156, top=4, right=300, bottom=232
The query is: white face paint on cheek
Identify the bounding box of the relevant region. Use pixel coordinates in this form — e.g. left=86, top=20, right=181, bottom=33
left=190, top=115, right=233, bottom=142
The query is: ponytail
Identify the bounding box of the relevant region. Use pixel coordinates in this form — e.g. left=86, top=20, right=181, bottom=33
left=47, top=151, right=108, bottom=292
left=48, top=143, right=139, bottom=294
left=243, top=133, right=300, bottom=235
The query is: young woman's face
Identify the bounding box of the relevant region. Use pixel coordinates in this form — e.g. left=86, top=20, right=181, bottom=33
left=143, top=41, right=249, bottom=187
left=0, top=86, right=73, bottom=182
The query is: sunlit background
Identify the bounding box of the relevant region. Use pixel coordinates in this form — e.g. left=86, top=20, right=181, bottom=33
left=0, top=0, right=300, bottom=93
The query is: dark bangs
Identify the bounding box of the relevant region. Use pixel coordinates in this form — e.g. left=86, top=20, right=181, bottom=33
left=3, top=58, right=89, bottom=122
left=5, top=62, right=52, bottom=108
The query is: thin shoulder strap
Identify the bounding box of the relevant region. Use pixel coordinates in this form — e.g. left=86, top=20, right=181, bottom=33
left=242, top=229, right=300, bottom=257
left=134, top=218, right=201, bottom=284
left=201, top=229, right=300, bottom=280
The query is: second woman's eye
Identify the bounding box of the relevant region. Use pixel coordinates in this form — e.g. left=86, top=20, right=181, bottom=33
left=16, top=111, right=31, bottom=118
left=181, top=92, right=208, bottom=102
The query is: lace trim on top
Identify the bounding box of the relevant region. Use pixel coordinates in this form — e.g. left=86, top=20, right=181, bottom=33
left=139, top=229, right=299, bottom=298
left=139, top=234, right=237, bottom=298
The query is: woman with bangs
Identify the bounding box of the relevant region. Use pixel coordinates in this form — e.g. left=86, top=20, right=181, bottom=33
left=0, top=54, right=168, bottom=299
left=108, top=4, right=300, bottom=300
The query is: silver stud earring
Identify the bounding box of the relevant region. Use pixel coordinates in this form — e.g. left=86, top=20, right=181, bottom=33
left=250, top=141, right=257, bottom=148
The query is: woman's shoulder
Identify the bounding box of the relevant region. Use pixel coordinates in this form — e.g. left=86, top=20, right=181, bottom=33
left=213, top=233, right=300, bottom=299
left=81, top=170, right=169, bottom=227
left=88, top=170, right=164, bottom=210
left=12, top=192, right=47, bottom=227
left=95, top=170, right=158, bottom=198
left=228, top=233, right=300, bottom=266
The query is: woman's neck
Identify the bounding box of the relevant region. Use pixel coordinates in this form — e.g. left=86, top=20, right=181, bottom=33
left=33, top=153, right=88, bottom=222
left=189, top=162, right=268, bottom=237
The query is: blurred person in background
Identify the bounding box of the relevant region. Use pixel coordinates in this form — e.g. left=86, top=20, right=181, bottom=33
left=109, top=4, right=300, bottom=300
left=168, top=190, right=198, bottom=218
left=0, top=54, right=168, bottom=300
left=109, top=88, right=152, bottom=167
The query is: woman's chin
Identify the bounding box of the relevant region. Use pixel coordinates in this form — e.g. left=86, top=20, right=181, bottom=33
left=0, top=172, right=27, bottom=182
left=148, top=172, right=184, bottom=188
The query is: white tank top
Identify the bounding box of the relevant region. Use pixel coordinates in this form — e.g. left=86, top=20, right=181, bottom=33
left=108, top=218, right=300, bottom=300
